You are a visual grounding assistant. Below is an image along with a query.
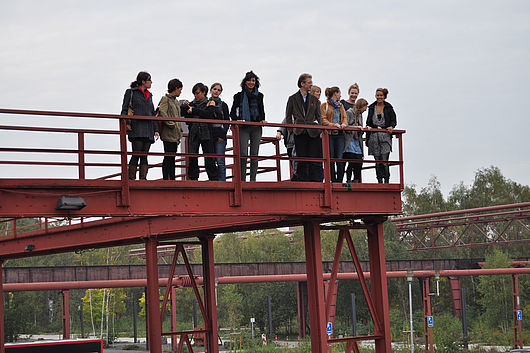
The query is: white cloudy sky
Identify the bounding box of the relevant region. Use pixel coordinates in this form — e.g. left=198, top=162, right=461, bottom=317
left=1, top=0, right=529, bottom=195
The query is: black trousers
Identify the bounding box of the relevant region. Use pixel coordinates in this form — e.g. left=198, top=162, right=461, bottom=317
left=373, top=152, right=390, bottom=183
left=129, top=138, right=151, bottom=166
left=343, top=152, right=363, bottom=182
left=187, top=133, right=218, bottom=181
left=294, top=133, right=323, bottom=182
left=162, top=141, right=178, bottom=180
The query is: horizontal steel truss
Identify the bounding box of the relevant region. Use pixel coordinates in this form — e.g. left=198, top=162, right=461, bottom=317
left=393, top=202, right=530, bottom=250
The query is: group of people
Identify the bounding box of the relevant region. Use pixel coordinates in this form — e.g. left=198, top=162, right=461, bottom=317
left=121, top=71, right=397, bottom=184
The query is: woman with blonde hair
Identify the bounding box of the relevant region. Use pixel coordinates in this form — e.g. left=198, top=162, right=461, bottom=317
left=366, top=88, right=397, bottom=183
left=321, top=86, right=348, bottom=182
left=344, top=98, right=368, bottom=183
left=341, top=83, right=359, bottom=112
left=310, top=85, right=322, bottom=102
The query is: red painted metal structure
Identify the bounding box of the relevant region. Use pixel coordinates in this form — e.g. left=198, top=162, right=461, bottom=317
left=0, top=108, right=407, bottom=353
left=393, top=202, right=530, bottom=251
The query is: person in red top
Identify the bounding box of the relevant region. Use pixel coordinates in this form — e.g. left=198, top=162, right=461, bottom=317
left=121, top=71, right=159, bottom=180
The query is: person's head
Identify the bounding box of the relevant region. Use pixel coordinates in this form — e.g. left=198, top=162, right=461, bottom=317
left=310, top=85, right=321, bottom=100
left=375, top=88, right=388, bottom=103
left=192, top=83, right=208, bottom=100
left=298, top=73, right=313, bottom=93
left=167, top=79, right=183, bottom=97
left=241, top=71, right=260, bottom=91
left=131, top=71, right=152, bottom=89
left=210, top=82, right=223, bottom=99
left=353, top=98, right=368, bottom=114
left=325, top=87, right=341, bottom=102
left=348, top=83, right=360, bottom=102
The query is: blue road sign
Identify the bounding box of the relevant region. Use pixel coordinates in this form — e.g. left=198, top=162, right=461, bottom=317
left=427, top=316, right=434, bottom=327
left=326, top=322, right=333, bottom=335
left=517, top=310, right=522, bottom=321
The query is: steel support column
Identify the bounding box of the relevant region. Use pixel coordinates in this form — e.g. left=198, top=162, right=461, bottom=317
left=303, top=221, right=328, bottom=353
left=0, top=260, right=5, bottom=353
left=145, top=237, right=162, bottom=353
left=365, top=219, right=391, bottom=353
left=422, top=278, right=433, bottom=353
left=171, top=286, right=178, bottom=351
left=512, top=274, right=523, bottom=348
left=61, top=290, right=70, bottom=339
left=297, top=281, right=308, bottom=338
left=201, top=235, right=219, bottom=353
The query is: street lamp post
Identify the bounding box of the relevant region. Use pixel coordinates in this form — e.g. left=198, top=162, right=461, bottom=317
left=407, top=271, right=414, bottom=353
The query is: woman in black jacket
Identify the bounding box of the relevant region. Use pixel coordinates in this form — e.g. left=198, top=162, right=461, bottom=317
left=365, top=88, right=397, bottom=183
left=210, top=82, right=230, bottom=181
left=230, top=71, right=265, bottom=181
left=121, top=71, right=159, bottom=180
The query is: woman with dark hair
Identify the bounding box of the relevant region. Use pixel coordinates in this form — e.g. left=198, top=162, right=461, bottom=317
left=209, top=82, right=230, bottom=181
left=121, top=71, right=159, bottom=180
left=321, top=86, right=348, bottom=182
left=344, top=98, right=368, bottom=183
left=158, top=78, right=184, bottom=180
left=230, top=71, right=265, bottom=181
left=366, top=88, right=397, bottom=183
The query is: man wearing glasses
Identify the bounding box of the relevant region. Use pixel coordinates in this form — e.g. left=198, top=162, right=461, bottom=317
left=182, top=83, right=219, bottom=181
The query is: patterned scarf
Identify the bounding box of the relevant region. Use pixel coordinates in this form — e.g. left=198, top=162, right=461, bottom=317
left=241, top=87, right=259, bottom=121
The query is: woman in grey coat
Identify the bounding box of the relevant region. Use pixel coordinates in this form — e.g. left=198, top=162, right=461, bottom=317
left=121, top=71, right=159, bottom=180
left=343, top=99, right=368, bottom=183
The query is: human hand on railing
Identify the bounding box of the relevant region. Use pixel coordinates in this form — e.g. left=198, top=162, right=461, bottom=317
left=206, top=101, right=216, bottom=107
left=276, top=131, right=282, bottom=140
left=155, top=131, right=160, bottom=140
left=340, top=123, right=347, bottom=128
left=334, top=123, right=341, bottom=128
left=386, top=126, right=393, bottom=133
left=126, top=124, right=132, bottom=132
left=262, top=120, right=268, bottom=124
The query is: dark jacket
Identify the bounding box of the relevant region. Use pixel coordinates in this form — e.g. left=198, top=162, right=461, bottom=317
left=366, top=101, right=397, bottom=139
left=230, top=91, right=266, bottom=122
left=121, top=87, right=158, bottom=143
left=285, top=91, right=321, bottom=138
left=181, top=98, right=216, bottom=141
left=211, top=100, right=230, bottom=140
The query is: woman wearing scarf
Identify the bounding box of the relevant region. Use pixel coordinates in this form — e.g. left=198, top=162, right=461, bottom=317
left=321, top=87, right=348, bottom=182
left=210, top=82, right=230, bottom=181
left=121, top=71, right=159, bottom=180
left=366, top=88, right=397, bottom=183
left=344, top=98, right=368, bottom=183
left=230, top=71, right=266, bottom=181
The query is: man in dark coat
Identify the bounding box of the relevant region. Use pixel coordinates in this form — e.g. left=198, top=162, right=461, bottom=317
left=181, top=83, right=218, bottom=181
left=285, top=73, right=322, bottom=182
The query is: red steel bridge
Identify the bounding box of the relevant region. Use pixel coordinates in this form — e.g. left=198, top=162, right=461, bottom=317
left=0, top=108, right=405, bottom=353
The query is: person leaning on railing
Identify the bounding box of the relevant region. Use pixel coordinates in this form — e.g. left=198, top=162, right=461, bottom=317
left=209, top=82, right=230, bottom=181
left=321, top=87, right=348, bottom=183
left=365, top=88, right=397, bottom=183
left=121, top=71, right=159, bottom=180
left=158, top=79, right=184, bottom=180
left=344, top=98, right=368, bottom=183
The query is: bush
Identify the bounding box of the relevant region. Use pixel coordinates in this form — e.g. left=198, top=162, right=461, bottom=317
left=433, top=313, right=462, bottom=353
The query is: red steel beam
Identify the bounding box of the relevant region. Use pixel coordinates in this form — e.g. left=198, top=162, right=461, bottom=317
left=303, top=221, right=328, bottom=353
left=5, top=268, right=530, bottom=292
left=366, top=219, right=392, bottom=353
left=422, top=278, right=433, bottom=353
left=61, top=290, right=70, bottom=339
left=145, top=237, right=162, bottom=353
left=0, top=179, right=402, bottom=218
left=201, top=235, right=219, bottom=353
left=512, top=275, right=523, bottom=348
left=0, top=260, right=4, bottom=353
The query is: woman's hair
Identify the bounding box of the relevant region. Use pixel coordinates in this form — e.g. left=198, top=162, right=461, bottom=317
left=353, top=98, right=368, bottom=114
left=348, top=83, right=360, bottom=94
left=210, top=82, right=223, bottom=92
left=167, top=79, right=183, bottom=93
left=376, top=87, right=389, bottom=98
left=325, top=86, right=340, bottom=99
left=240, top=71, right=260, bottom=89
left=130, top=71, right=151, bottom=88
left=310, top=85, right=321, bottom=94
left=192, top=82, right=208, bottom=95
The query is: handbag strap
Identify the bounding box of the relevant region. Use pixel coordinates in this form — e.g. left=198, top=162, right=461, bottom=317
left=128, top=88, right=134, bottom=115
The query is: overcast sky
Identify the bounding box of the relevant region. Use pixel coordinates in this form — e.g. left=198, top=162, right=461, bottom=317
left=1, top=0, right=529, bottom=195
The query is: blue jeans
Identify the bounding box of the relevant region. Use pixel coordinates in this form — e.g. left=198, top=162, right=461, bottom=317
left=329, top=134, right=345, bottom=182
left=215, top=138, right=227, bottom=181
